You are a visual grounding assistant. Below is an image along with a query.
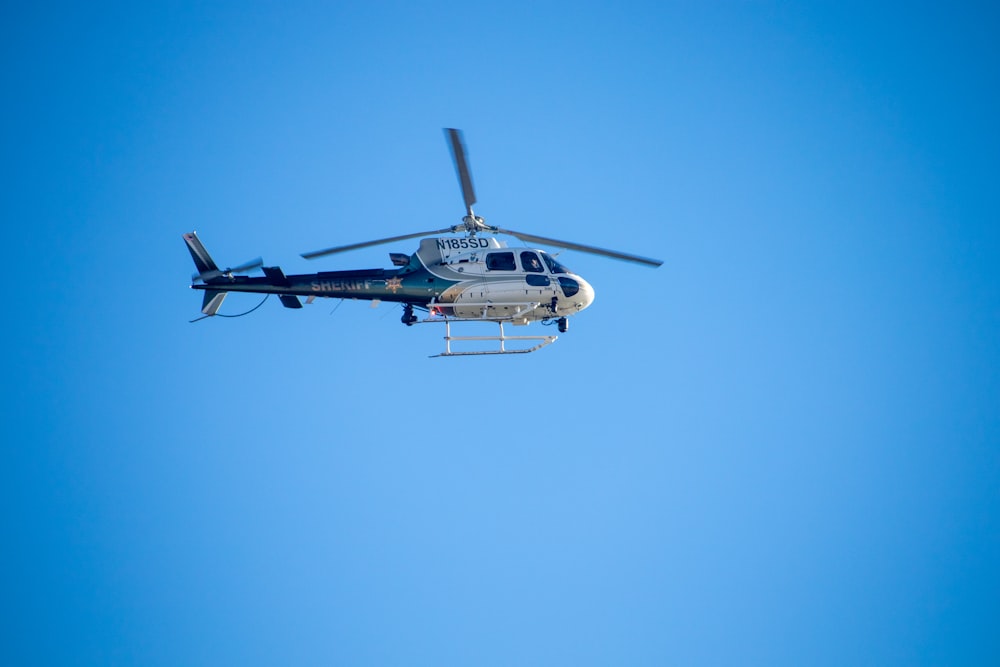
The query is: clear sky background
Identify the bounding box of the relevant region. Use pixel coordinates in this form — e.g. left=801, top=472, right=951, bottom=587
left=3, top=2, right=999, bottom=665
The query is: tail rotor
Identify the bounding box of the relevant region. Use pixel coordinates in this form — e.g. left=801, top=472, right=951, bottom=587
left=190, top=256, right=263, bottom=283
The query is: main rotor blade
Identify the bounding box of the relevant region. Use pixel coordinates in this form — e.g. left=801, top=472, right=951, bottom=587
left=301, top=228, right=456, bottom=260
left=444, top=128, right=477, bottom=215
left=496, top=228, right=663, bottom=268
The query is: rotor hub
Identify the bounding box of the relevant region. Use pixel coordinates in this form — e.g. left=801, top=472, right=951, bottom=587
left=460, top=214, right=492, bottom=235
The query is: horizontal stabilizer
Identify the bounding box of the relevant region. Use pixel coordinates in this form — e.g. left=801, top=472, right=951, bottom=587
left=263, top=266, right=291, bottom=287
left=279, top=294, right=302, bottom=309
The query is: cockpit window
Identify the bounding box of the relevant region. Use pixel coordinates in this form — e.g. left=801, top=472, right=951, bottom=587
left=541, top=252, right=570, bottom=274
left=520, top=251, right=544, bottom=273
left=485, top=251, right=516, bottom=271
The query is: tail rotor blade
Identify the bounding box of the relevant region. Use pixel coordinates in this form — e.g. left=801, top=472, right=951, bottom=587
left=192, top=256, right=264, bottom=282
left=229, top=256, right=264, bottom=274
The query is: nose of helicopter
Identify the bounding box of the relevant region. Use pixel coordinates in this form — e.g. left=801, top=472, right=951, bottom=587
left=576, top=275, right=595, bottom=310
left=557, top=274, right=594, bottom=312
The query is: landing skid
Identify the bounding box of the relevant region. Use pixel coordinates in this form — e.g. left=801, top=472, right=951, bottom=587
left=424, top=319, right=557, bottom=357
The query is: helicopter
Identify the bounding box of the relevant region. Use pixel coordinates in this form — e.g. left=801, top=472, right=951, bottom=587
left=185, top=128, right=662, bottom=356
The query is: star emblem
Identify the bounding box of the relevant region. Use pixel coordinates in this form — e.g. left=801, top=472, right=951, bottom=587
left=385, top=276, right=403, bottom=294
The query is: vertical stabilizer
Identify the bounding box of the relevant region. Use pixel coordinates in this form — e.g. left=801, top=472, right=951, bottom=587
left=183, top=232, right=219, bottom=278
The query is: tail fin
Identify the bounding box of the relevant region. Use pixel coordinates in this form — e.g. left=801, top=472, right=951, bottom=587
left=183, top=231, right=219, bottom=278
left=184, top=232, right=228, bottom=316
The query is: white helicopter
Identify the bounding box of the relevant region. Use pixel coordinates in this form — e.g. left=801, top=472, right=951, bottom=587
left=185, top=129, right=662, bottom=356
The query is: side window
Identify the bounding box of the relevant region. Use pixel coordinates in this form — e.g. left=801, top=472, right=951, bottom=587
left=486, top=251, right=515, bottom=271
left=520, top=251, right=544, bottom=273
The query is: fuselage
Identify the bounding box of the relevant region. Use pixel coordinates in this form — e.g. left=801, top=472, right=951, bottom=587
left=192, top=237, right=594, bottom=324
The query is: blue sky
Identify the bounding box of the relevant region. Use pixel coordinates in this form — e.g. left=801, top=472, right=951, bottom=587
left=3, top=2, right=999, bottom=665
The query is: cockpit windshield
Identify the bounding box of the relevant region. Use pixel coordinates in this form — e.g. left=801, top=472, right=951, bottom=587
left=540, top=252, right=571, bottom=274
